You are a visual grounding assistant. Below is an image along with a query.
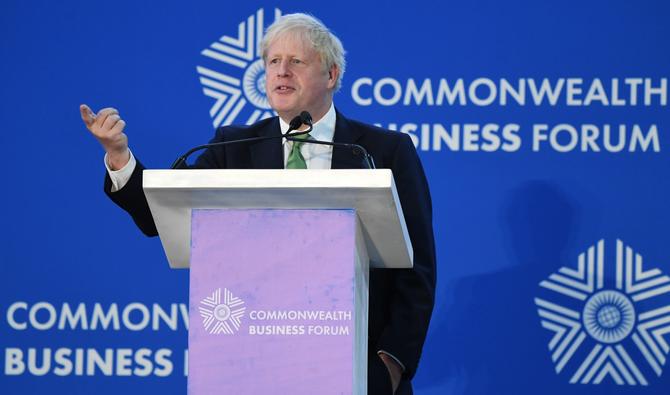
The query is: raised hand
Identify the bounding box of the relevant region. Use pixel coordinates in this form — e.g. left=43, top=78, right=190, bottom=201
left=80, top=104, right=130, bottom=170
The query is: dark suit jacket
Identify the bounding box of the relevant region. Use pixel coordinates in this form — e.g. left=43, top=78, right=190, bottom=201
left=105, top=111, right=436, bottom=394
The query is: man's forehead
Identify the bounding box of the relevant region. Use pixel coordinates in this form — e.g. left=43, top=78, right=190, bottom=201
left=266, top=31, right=316, bottom=56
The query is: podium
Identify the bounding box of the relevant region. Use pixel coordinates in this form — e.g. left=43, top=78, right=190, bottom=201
left=143, top=169, right=413, bottom=395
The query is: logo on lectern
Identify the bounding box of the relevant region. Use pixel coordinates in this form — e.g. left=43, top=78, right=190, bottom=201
left=535, top=239, right=670, bottom=386
left=199, top=288, right=246, bottom=335
left=196, top=8, right=282, bottom=128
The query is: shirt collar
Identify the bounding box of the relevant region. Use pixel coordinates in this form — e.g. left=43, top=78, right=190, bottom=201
left=279, top=103, right=336, bottom=143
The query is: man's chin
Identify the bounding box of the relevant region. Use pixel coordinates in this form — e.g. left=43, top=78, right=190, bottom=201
left=270, top=105, right=300, bottom=120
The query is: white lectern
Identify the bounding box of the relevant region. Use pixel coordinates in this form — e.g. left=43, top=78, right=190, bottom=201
left=143, top=169, right=412, bottom=395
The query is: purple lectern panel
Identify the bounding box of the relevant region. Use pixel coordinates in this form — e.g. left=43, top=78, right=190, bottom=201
left=189, top=209, right=356, bottom=395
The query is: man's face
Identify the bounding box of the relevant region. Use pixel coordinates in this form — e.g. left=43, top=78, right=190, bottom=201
left=265, top=32, right=338, bottom=123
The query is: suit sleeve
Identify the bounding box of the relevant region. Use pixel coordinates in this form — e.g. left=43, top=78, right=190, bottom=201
left=375, top=133, right=437, bottom=379
left=103, top=128, right=227, bottom=237
left=104, top=158, right=158, bottom=237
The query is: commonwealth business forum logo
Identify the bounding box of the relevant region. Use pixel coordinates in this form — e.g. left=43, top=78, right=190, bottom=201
left=196, top=8, right=281, bottom=127
left=535, top=239, right=670, bottom=386
left=199, top=288, right=246, bottom=335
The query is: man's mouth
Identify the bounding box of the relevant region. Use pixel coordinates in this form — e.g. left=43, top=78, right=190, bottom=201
left=274, top=85, right=295, bottom=92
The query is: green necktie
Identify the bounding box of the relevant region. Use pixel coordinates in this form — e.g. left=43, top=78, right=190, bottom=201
left=286, top=133, right=311, bottom=169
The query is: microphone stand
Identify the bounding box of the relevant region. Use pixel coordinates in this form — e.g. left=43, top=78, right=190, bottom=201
left=170, top=122, right=313, bottom=169
left=285, top=137, right=376, bottom=169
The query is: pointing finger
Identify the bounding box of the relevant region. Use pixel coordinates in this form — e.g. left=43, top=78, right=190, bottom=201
left=80, top=104, right=96, bottom=127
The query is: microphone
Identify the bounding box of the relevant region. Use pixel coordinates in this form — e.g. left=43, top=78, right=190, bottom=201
left=289, top=111, right=312, bottom=131
left=287, top=110, right=374, bottom=169
left=170, top=112, right=313, bottom=169
left=299, top=111, right=312, bottom=126
left=285, top=110, right=374, bottom=169
left=285, top=136, right=376, bottom=169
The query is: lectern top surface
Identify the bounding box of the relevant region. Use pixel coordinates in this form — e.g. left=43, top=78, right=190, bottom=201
left=143, top=169, right=413, bottom=269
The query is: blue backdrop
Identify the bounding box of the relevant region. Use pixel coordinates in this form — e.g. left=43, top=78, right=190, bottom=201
left=2, top=0, right=669, bottom=394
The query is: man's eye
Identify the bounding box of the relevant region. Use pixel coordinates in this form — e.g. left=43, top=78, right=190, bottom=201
left=291, top=59, right=302, bottom=64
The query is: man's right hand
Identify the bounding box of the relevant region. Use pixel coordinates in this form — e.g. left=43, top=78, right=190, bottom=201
left=80, top=104, right=130, bottom=170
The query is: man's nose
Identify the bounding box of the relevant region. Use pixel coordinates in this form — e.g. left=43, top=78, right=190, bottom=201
left=276, top=59, right=291, bottom=77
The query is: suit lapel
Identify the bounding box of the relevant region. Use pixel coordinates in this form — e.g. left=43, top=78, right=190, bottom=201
left=247, top=112, right=363, bottom=169
left=331, top=110, right=364, bottom=169
left=249, top=117, right=283, bottom=169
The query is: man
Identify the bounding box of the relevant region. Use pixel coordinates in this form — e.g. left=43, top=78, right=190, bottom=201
left=81, top=13, right=435, bottom=395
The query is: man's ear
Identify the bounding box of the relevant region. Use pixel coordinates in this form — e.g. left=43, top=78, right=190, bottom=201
left=327, top=65, right=339, bottom=89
